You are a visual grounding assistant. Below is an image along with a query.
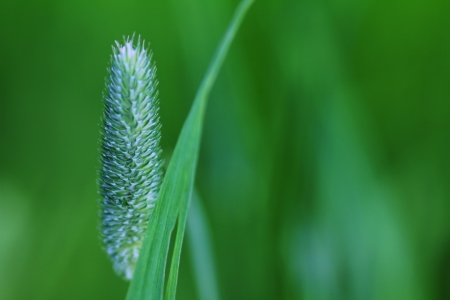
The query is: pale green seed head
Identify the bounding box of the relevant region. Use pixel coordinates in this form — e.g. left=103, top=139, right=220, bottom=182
left=99, top=36, right=163, bottom=280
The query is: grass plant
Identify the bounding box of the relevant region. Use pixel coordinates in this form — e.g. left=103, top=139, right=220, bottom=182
left=99, top=0, right=254, bottom=299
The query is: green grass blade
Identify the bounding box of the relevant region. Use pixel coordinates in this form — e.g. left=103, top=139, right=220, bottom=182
left=187, top=191, right=221, bottom=300
left=126, top=1, right=254, bottom=299
left=165, top=2, right=255, bottom=298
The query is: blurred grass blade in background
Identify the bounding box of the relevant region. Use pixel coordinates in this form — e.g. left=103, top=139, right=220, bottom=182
left=126, top=0, right=254, bottom=299
left=187, top=190, right=221, bottom=300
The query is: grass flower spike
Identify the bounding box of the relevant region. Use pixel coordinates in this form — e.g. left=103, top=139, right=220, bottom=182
left=99, top=36, right=163, bottom=280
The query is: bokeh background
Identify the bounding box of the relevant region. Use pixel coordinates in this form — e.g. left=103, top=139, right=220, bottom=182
left=1, top=0, right=450, bottom=299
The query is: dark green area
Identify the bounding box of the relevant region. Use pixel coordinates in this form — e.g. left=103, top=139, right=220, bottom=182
left=1, top=0, right=450, bottom=299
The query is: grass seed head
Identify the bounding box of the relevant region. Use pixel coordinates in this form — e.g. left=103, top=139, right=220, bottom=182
left=99, top=36, right=163, bottom=280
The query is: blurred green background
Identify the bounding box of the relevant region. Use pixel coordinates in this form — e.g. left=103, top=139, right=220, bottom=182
left=1, top=0, right=450, bottom=299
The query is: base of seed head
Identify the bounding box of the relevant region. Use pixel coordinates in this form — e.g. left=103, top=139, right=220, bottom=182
left=99, top=35, right=163, bottom=280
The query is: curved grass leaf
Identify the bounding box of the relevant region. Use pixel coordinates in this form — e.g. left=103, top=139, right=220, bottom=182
left=126, top=0, right=255, bottom=299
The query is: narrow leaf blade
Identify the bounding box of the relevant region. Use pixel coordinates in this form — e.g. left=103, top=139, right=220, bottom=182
left=126, top=1, right=254, bottom=299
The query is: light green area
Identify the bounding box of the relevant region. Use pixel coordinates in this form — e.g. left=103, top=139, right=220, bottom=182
left=187, top=191, right=220, bottom=300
